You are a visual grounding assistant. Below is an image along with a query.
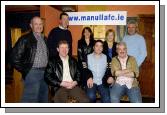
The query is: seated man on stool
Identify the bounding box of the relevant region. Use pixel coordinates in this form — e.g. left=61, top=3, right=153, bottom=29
left=86, top=40, right=114, bottom=103
left=44, top=40, right=89, bottom=103
left=110, top=42, right=142, bottom=103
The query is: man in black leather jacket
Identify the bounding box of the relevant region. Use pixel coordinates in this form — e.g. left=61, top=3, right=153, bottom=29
left=10, top=16, right=49, bottom=103
left=44, top=40, right=89, bottom=103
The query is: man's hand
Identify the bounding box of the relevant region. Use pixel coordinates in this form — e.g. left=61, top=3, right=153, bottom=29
left=122, top=69, right=135, bottom=78
left=123, top=69, right=131, bottom=73
left=87, top=78, right=93, bottom=88
left=60, top=81, right=70, bottom=87
left=115, top=69, right=133, bottom=77
left=68, top=81, right=77, bottom=89
left=107, top=77, right=114, bottom=84
left=82, top=62, right=87, bottom=68
left=60, top=81, right=78, bottom=89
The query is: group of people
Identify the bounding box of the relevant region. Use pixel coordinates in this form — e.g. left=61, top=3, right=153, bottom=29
left=10, top=12, right=147, bottom=103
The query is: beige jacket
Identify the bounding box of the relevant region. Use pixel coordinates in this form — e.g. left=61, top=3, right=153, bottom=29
left=111, top=56, right=139, bottom=87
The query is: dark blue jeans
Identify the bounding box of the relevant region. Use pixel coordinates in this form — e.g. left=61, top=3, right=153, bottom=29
left=86, top=83, right=111, bottom=103
left=110, top=83, right=142, bottom=103
left=21, top=68, right=48, bottom=103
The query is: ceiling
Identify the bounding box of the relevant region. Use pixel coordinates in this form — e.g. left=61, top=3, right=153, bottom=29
left=5, top=5, right=77, bottom=12
left=5, top=5, right=40, bottom=12
left=50, top=5, right=77, bottom=12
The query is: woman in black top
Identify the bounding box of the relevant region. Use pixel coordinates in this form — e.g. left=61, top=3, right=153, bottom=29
left=77, top=27, right=94, bottom=88
left=103, top=29, right=117, bottom=84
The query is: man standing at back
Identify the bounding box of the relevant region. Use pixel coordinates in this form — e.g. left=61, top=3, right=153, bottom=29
left=123, top=20, right=147, bottom=67
left=10, top=16, right=49, bottom=103
left=47, top=12, right=72, bottom=58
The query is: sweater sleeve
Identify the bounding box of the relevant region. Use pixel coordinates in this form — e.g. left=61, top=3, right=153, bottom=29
left=136, top=36, right=147, bottom=66
left=10, top=37, right=26, bottom=73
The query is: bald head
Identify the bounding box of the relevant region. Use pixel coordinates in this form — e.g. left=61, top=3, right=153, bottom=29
left=30, top=16, right=44, bottom=35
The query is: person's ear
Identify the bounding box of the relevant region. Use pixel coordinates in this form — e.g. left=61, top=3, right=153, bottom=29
left=57, top=48, right=59, bottom=52
left=93, top=46, right=95, bottom=51
left=116, top=49, right=119, bottom=53
left=30, top=23, right=32, bottom=29
left=59, top=20, right=62, bottom=25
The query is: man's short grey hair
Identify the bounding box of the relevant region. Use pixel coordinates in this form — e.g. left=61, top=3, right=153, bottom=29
left=30, top=16, right=43, bottom=24
left=116, top=42, right=127, bottom=49
left=128, top=19, right=136, bottom=24
left=127, top=20, right=138, bottom=27
left=127, top=20, right=139, bottom=33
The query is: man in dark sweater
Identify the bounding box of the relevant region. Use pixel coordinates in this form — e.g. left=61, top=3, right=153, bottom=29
left=47, top=12, right=72, bottom=58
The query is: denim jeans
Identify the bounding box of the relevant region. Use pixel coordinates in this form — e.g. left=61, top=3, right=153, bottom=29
left=21, top=68, right=48, bottom=103
left=86, top=83, right=111, bottom=103
left=109, top=83, right=142, bottom=103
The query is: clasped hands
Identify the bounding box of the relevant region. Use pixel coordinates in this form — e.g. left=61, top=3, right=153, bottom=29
left=60, top=81, right=77, bottom=89
left=115, top=69, right=134, bottom=78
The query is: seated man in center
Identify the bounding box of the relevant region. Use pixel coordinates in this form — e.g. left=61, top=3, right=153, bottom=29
left=44, top=40, right=89, bottom=103
left=86, top=40, right=114, bottom=103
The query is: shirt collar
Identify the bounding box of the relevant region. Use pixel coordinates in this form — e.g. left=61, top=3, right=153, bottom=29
left=118, top=55, right=128, bottom=62
left=33, top=32, right=42, bottom=39
left=59, top=25, right=68, bottom=30
left=60, top=55, right=69, bottom=62
left=93, top=52, right=103, bottom=58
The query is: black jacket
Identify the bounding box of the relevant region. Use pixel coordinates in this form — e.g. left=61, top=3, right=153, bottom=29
left=10, top=32, right=48, bottom=79
left=47, top=27, right=72, bottom=58
left=44, top=56, right=81, bottom=92
left=102, top=41, right=118, bottom=85
left=103, top=41, right=117, bottom=62
left=77, top=39, right=94, bottom=69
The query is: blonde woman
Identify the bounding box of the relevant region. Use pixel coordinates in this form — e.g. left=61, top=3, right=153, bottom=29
left=102, top=29, right=117, bottom=86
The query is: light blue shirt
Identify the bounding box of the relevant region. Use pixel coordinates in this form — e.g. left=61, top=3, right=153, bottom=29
left=123, top=33, right=147, bottom=67
left=87, top=53, right=107, bottom=85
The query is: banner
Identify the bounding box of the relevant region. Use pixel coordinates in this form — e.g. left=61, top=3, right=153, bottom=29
left=67, top=11, right=127, bottom=25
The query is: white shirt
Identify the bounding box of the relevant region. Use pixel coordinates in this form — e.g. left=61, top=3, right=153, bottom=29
left=60, top=56, right=73, bottom=82
left=59, top=25, right=68, bottom=30
left=116, top=56, right=134, bottom=89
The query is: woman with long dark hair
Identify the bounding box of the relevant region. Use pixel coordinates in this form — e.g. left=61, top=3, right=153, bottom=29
left=77, top=27, right=95, bottom=88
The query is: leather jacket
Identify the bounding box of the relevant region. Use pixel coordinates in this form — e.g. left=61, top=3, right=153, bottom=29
left=44, top=56, right=81, bottom=92
left=10, top=32, right=48, bottom=79
left=77, top=39, right=94, bottom=69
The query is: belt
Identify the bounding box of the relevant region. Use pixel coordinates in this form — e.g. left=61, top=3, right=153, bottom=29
left=32, top=67, right=46, bottom=70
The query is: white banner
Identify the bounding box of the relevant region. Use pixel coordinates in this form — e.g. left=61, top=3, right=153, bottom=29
left=67, top=11, right=127, bottom=25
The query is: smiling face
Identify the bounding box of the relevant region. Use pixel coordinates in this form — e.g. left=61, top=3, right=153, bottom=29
left=127, top=23, right=137, bottom=35
left=84, top=29, right=91, bottom=39
left=106, top=32, right=114, bottom=42
left=93, top=41, right=103, bottom=55
left=57, top=43, right=69, bottom=58
left=30, top=17, right=43, bottom=35
left=60, top=15, right=69, bottom=29
left=117, top=43, right=127, bottom=59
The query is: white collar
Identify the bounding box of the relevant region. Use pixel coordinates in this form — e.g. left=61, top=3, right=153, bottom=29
left=59, top=25, right=68, bottom=30
left=60, top=55, right=69, bottom=62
